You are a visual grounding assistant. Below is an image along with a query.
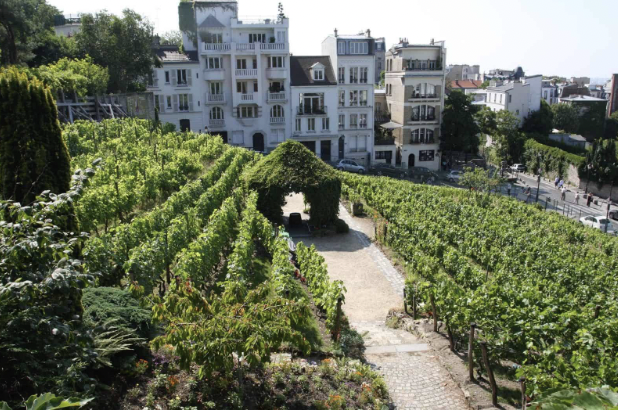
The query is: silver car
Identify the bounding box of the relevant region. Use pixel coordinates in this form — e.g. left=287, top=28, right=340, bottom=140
left=336, top=159, right=365, bottom=174
left=579, top=215, right=616, bottom=235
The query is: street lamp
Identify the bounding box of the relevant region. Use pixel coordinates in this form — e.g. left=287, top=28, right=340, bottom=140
left=535, top=154, right=542, bottom=203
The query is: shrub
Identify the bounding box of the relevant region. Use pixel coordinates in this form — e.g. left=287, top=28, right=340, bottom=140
left=334, top=219, right=349, bottom=234
left=337, top=328, right=366, bottom=359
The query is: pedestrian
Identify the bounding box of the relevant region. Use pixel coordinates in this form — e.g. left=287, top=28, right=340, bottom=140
left=554, top=176, right=559, bottom=187
left=507, top=182, right=512, bottom=196
left=525, top=186, right=531, bottom=202
left=575, top=192, right=580, bottom=205
left=587, top=193, right=593, bottom=207
left=558, top=179, right=564, bottom=189
left=561, top=186, right=566, bottom=201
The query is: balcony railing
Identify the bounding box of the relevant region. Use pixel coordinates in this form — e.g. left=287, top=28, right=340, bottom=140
left=409, top=93, right=439, bottom=99
left=235, top=17, right=283, bottom=25
left=236, top=69, right=258, bottom=77
left=349, top=124, right=358, bottom=129
left=209, top=119, right=225, bottom=127
left=240, top=93, right=254, bottom=101
left=270, top=117, right=285, bottom=124
left=410, top=116, right=437, bottom=122
left=204, top=43, right=231, bottom=52
left=207, top=94, right=225, bottom=102
left=267, top=92, right=286, bottom=101
left=236, top=43, right=256, bottom=51
left=260, top=43, right=286, bottom=50
left=297, top=104, right=327, bottom=115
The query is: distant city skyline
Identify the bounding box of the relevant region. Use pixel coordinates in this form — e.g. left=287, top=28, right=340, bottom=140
left=49, top=0, right=618, bottom=80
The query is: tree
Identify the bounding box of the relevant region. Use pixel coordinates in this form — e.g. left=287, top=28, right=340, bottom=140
left=480, top=80, right=490, bottom=89
left=551, top=103, right=580, bottom=133
left=604, top=111, right=618, bottom=140
left=159, top=30, right=182, bottom=48
left=0, top=68, right=71, bottom=204
left=475, top=105, right=497, bottom=135
left=578, top=102, right=606, bottom=141
left=459, top=166, right=503, bottom=193
left=581, top=139, right=618, bottom=186
left=28, top=34, right=77, bottom=67
left=522, top=99, right=554, bottom=135
left=441, top=91, right=480, bottom=154
left=76, top=10, right=158, bottom=93
left=493, top=110, right=527, bottom=164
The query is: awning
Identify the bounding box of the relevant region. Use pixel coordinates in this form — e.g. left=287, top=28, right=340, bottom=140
left=380, top=121, right=403, bottom=130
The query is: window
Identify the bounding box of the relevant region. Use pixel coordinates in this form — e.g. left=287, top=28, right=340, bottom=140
left=516, top=109, right=520, bottom=115
left=349, top=136, right=357, bottom=152
left=360, top=114, right=367, bottom=128
left=360, top=90, right=368, bottom=106
left=360, top=67, right=368, bottom=84
left=313, top=69, right=324, bottom=81
left=350, top=114, right=358, bottom=128
left=165, top=71, right=170, bottom=84
left=322, top=117, right=329, bottom=131
left=339, top=90, right=345, bottom=107
left=179, top=94, right=190, bottom=111
left=166, top=96, right=172, bottom=110
left=249, top=33, right=266, bottom=43
left=349, top=90, right=358, bottom=106
left=544, top=91, right=548, bottom=99
left=253, top=82, right=258, bottom=93
left=349, top=67, right=358, bottom=84
left=376, top=102, right=381, bottom=112
left=429, top=60, right=436, bottom=69
left=508, top=94, right=512, bottom=103
left=295, top=118, right=301, bottom=132
left=338, top=41, right=345, bottom=54
left=500, top=94, right=503, bottom=104
left=237, top=106, right=257, bottom=118
left=271, top=129, right=285, bottom=143
left=358, top=135, right=366, bottom=151
left=236, top=59, right=248, bottom=69
left=236, top=81, right=248, bottom=94
left=269, top=81, right=284, bottom=92
left=210, top=82, right=222, bottom=95
left=209, top=107, right=224, bottom=120
left=270, top=105, right=284, bottom=118
left=419, top=150, right=435, bottom=162
left=177, top=69, right=188, bottom=85
left=268, top=56, right=284, bottom=68
left=155, top=95, right=161, bottom=111
left=339, top=114, right=345, bottom=129
left=207, top=57, right=222, bottom=69
left=375, top=151, right=388, bottom=159
left=350, top=42, right=368, bottom=54
left=307, top=118, right=315, bottom=131
left=338, top=67, right=345, bottom=84
left=203, top=32, right=223, bottom=43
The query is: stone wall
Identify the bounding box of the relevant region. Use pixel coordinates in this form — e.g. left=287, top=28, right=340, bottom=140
left=578, top=179, right=618, bottom=201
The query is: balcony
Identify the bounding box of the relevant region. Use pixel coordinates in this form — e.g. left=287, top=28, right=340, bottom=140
left=270, top=117, right=285, bottom=124
left=266, top=67, right=288, bottom=79
left=239, top=93, right=255, bottom=102
left=260, top=43, right=287, bottom=52
left=409, top=116, right=437, bottom=124
left=203, top=43, right=231, bottom=53
left=297, top=104, right=327, bottom=115
left=235, top=69, right=258, bottom=78
left=209, top=119, right=225, bottom=128
left=236, top=43, right=256, bottom=52
left=267, top=91, right=287, bottom=102
left=203, top=68, right=225, bottom=81
left=408, top=93, right=440, bottom=101
left=205, top=93, right=225, bottom=104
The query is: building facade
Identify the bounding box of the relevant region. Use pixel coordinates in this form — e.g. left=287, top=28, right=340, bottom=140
left=149, top=0, right=292, bottom=152
left=289, top=56, right=339, bottom=161
left=384, top=39, right=446, bottom=171
left=542, top=80, right=558, bottom=105
left=484, top=75, right=542, bottom=124
left=322, top=31, right=375, bottom=166
left=446, top=64, right=480, bottom=82
left=374, top=37, right=386, bottom=84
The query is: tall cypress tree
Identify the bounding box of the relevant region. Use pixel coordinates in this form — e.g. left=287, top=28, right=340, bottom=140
left=0, top=68, right=71, bottom=204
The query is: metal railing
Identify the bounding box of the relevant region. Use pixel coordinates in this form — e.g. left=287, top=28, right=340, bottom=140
left=207, top=94, right=225, bottom=102
left=240, top=94, right=254, bottom=101
left=204, top=43, right=231, bottom=52
left=235, top=17, right=283, bottom=25
left=236, top=69, right=258, bottom=77
left=267, top=92, right=286, bottom=101
left=297, top=104, right=327, bottom=115
left=260, top=43, right=286, bottom=50
left=209, top=119, right=225, bottom=127
left=236, top=43, right=256, bottom=51
left=409, top=93, right=439, bottom=99
left=410, top=116, right=437, bottom=122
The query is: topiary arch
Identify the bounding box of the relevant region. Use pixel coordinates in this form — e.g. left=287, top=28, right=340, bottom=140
left=245, top=140, right=341, bottom=226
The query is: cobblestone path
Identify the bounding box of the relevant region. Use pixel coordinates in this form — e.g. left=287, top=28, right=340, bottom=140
left=284, top=195, right=468, bottom=409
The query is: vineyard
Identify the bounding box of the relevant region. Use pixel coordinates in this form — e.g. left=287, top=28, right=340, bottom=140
left=340, top=172, right=618, bottom=396
left=0, top=119, right=387, bottom=409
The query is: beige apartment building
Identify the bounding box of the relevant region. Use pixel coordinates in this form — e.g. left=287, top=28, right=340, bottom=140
left=384, top=39, right=446, bottom=170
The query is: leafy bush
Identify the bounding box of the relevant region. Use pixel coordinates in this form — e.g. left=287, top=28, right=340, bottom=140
left=334, top=219, right=349, bottom=234
left=336, top=328, right=365, bottom=359
left=0, top=393, right=93, bottom=410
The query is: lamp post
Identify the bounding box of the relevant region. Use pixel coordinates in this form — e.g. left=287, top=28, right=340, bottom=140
left=535, top=155, right=542, bottom=203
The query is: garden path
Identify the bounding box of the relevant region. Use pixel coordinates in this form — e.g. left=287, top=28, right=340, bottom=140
left=282, top=194, right=468, bottom=410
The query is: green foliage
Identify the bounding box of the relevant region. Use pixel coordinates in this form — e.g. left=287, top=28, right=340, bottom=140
left=580, top=139, right=618, bottom=186
left=522, top=99, right=554, bottom=135
left=76, top=10, right=158, bottom=93
left=604, top=112, right=618, bottom=140
left=82, top=287, right=153, bottom=339
left=458, top=167, right=503, bottom=194
left=441, top=91, right=480, bottom=153
left=158, top=30, right=183, bottom=48
left=475, top=105, right=497, bottom=136
left=245, top=140, right=341, bottom=226
left=530, top=387, right=618, bottom=409
left=29, top=35, right=78, bottom=67
left=341, top=172, right=618, bottom=395
left=523, top=139, right=585, bottom=180
left=578, top=102, right=607, bottom=141
left=528, top=132, right=587, bottom=155
left=0, top=393, right=92, bottom=410
left=0, top=68, right=71, bottom=205
left=26, top=57, right=108, bottom=96
left=552, top=103, right=580, bottom=133
left=0, top=169, right=98, bottom=404
left=480, top=80, right=490, bottom=89
left=493, top=110, right=527, bottom=164
left=92, top=319, right=145, bottom=368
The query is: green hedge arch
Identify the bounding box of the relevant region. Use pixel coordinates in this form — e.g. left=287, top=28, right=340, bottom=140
left=245, top=140, right=341, bottom=226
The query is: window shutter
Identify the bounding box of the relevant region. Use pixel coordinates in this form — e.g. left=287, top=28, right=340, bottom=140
left=159, top=95, right=166, bottom=113
left=188, top=94, right=194, bottom=111
left=171, top=70, right=177, bottom=86
left=187, top=69, right=192, bottom=86
left=173, top=94, right=178, bottom=112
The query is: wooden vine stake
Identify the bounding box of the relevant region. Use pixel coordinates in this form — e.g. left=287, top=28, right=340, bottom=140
left=479, top=341, right=498, bottom=407
left=429, top=286, right=437, bottom=332
left=468, top=323, right=476, bottom=381
left=518, top=377, right=527, bottom=410
left=412, top=283, right=417, bottom=320
left=333, top=297, right=343, bottom=342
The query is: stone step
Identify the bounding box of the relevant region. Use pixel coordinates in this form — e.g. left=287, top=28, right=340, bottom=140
left=365, top=343, right=430, bottom=355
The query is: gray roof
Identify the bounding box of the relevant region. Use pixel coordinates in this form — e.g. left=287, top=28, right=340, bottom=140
left=487, top=83, right=514, bottom=92
left=199, top=15, right=225, bottom=29
left=561, top=95, right=607, bottom=102
left=290, top=56, right=337, bottom=86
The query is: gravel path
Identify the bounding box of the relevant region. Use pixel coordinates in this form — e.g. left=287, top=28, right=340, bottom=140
left=282, top=194, right=468, bottom=410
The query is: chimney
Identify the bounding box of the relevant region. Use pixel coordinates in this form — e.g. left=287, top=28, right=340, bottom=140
left=366, top=29, right=371, bottom=38
left=334, top=28, right=338, bottom=37
left=430, top=38, right=434, bottom=45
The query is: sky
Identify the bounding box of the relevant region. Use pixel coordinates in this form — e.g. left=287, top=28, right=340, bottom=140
left=49, top=0, right=617, bottom=81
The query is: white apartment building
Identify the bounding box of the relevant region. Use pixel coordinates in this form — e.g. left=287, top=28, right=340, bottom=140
left=289, top=56, right=339, bottom=161
left=374, top=37, right=386, bottom=84
left=446, top=64, right=480, bottom=82
left=484, top=75, right=542, bottom=124
left=322, top=30, right=375, bottom=166
left=383, top=39, right=446, bottom=171
left=148, top=0, right=291, bottom=152
left=542, top=80, right=558, bottom=105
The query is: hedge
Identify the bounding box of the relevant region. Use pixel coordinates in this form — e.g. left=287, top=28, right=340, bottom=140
left=522, top=139, right=585, bottom=179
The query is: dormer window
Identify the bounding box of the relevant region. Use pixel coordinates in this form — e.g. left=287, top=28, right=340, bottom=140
left=314, top=69, right=324, bottom=81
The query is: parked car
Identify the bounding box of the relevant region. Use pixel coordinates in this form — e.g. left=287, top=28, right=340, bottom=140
left=369, top=163, right=407, bottom=178
left=336, top=159, right=365, bottom=174
left=510, top=164, right=526, bottom=172
left=447, top=170, right=464, bottom=182
left=409, top=167, right=438, bottom=181
left=609, top=209, right=618, bottom=221
left=579, top=215, right=616, bottom=235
